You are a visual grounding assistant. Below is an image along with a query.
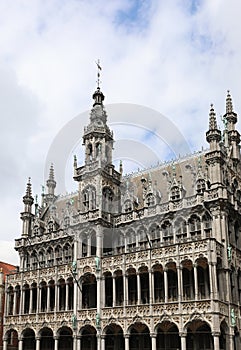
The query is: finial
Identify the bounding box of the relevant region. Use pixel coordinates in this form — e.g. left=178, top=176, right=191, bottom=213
left=49, top=163, right=55, bottom=181
left=35, top=194, right=38, bottom=204
left=95, top=59, right=102, bottom=88
left=172, top=163, right=176, bottom=177
left=73, top=155, right=77, bottom=169
left=41, top=185, right=45, bottom=195
left=226, top=90, right=233, bottom=114
left=209, top=104, right=217, bottom=130
left=119, top=160, right=123, bottom=175
left=25, top=177, right=32, bottom=197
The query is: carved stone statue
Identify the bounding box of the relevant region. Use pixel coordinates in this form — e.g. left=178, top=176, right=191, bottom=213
left=95, top=256, right=100, bottom=271
left=72, top=314, right=77, bottom=329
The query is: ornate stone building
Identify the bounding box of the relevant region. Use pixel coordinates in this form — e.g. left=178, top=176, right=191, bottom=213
left=3, top=83, right=241, bottom=350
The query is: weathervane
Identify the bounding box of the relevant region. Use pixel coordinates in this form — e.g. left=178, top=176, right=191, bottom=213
left=95, top=59, right=102, bottom=88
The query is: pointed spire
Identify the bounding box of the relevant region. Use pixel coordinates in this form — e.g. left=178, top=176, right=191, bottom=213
left=73, top=155, right=77, bottom=169
left=226, top=90, right=233, bottom=114
left=23, top=178, right=34, bottom=205
left=209, top=104, right=217, bottom=130
left=119, top=160, right=123, bottom=175
left=93, top=60, right=105, bottom=106
left=46, top=163, right=56, bottom=196
left=25, top=177, right=32, bottom=197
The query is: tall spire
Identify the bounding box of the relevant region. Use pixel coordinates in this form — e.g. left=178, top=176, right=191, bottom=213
left=226, top=90, right=233, bottom=114
left=206, top=104, right=221, bottom=147
left=21, top=178, right=34, bottom=237
left=209, top=104, right=217, bottom=130
left=23, top=177, right=34, bottom=207
left=46, top=163, right=56, bottom=196
left=92, top=60, right=105, bottom=106
left=224, top=90, right=237, bottom=132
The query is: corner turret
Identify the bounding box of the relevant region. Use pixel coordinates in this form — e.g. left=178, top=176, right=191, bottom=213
left=20, top=178, right=34, bottom=237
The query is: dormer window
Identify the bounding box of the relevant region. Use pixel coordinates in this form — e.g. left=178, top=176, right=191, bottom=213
left=48, top=221, right=54, bottom=233
left=124, top=200, right=132, bottom=213
left=146, top=193, right=155, bottom=207
left=196, top=179, right=206, bottom=194
left=170, top=186, right=180, bottom=201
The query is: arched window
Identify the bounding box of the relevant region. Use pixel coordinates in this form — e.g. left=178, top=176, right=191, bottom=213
left=55, top=245, right=63, bottom=265
left=102, top=187, right=114, bottom=212
left=161, top=221, right=173, bottom=244
left=63, top=243, right=73, bottom=263
left=189, top=215, right=201, bottom=239
left=31, top=251, right=38, bottom=270
left=175, top=218, right=187, bottom=242
left=47, top=247, right=54, bottom=267
left=202, top=214, right=212, bottom=238
left=39, top=250, right=45, bottom=268
left=82, top=186, right=96, bottom=211
left=127, top=230, right=136, bottom=252
left=150, top=224, right=160, bottom=247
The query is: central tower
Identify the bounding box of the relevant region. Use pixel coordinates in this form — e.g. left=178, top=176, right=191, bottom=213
left=73, top=81, right=121, bottom=219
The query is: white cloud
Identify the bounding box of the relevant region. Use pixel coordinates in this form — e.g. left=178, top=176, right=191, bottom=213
left=0, top=0, right=241, bottom=264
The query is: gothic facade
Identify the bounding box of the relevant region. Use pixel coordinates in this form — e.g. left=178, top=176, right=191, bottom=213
left=3, top=86, right=241, bottom=350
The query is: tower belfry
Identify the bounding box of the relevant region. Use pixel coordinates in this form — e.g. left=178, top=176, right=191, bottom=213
left=74, top=64, right=121, bottom=216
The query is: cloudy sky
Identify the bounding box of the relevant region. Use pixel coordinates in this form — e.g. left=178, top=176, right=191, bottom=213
left=1, top=0, right=241, bottom=265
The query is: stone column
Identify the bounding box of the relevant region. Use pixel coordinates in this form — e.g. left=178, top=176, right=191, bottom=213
left=77, top=336, right=81, bottom=350
left=29, top=287, right=33, bottom=313
left=177, top=265, right=183, bottom=302
left=65, top=282, right=69, bottom=311
left=209, top=262, right=214, bottom=300
left=13, top=289, right=17, bottom=315
left=205, top=265, right=210, bottom=298
left=113, top=275, right=116, bottom=307
left=180, top=333, right=186, bottom=350
left=212, top=332, right=220, bottom=350
left=37, top=286, right=41, bottom=313
left=73, top=334, right=77, bottom=350
left=102, top=276, right=106, bottom=307
left=55, top=283, right=58, bottom=311
left=22, top=288, right=25, bottom=314
left=3, top=337, right=8, bottom=350
left=137, top=273, right=141, bottom=304
left=47, top=284, right=50, bottom=312
left=54, top=336, right=59, bottom=350
left=229, top=333, right=235, bottom=350
left=164, top=268, right=168, bottom=303
left=97, top=333, right=101, bottom=350
left=124, top=274, right=128, bottom=306
left=151, top=333, right=156, bottom=350
left=149, top=270, right=154, bottom=304
left=124, top=335, right=129, bottom=350
left=194, top=263, right=198, bottom=300
left=212, top=263, right=218, bottom=299
left=18, top=337, right=23, bottom=350
left=36, top=336, right=40, bottom=350
left=101, top=335, right=105, bottom=350
left=87, top=235, right=91, bottom=256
